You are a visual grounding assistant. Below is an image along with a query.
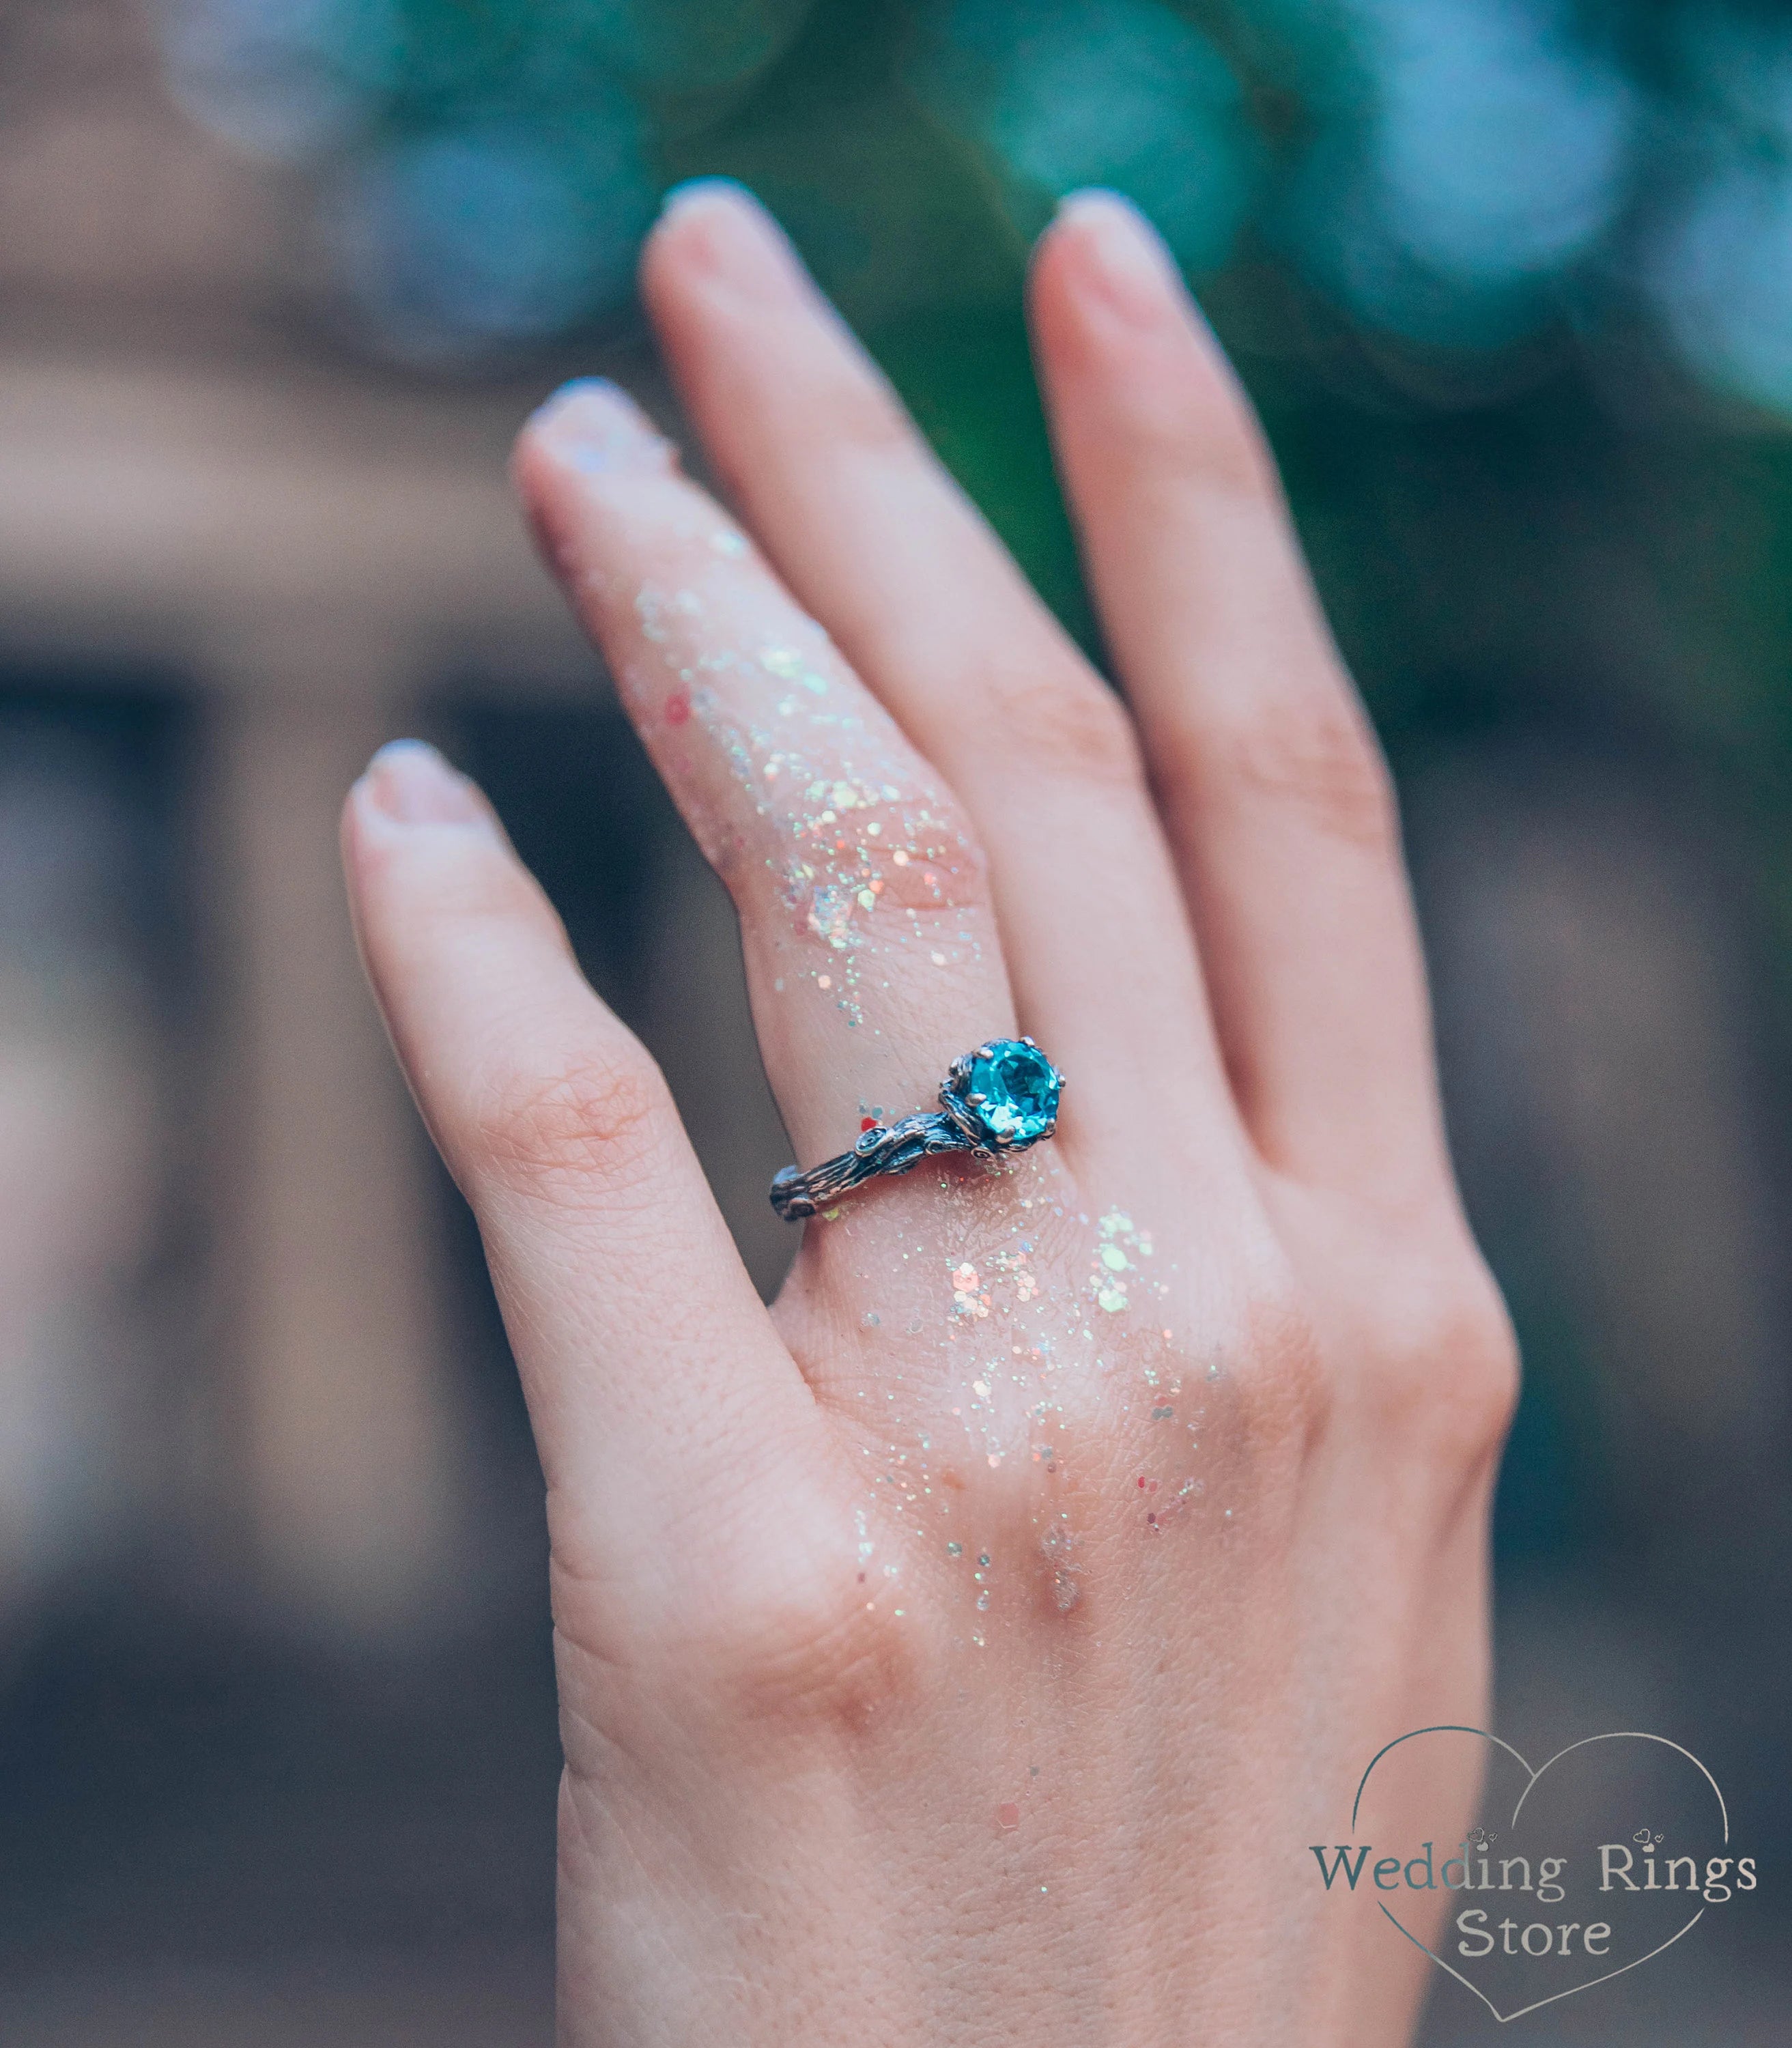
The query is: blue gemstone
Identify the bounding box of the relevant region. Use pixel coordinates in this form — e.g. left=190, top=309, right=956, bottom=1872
left=949, top=1039, right=1061, bottom=1148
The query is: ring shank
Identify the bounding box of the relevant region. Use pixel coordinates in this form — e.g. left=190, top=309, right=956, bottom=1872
left=769, top=1110, right=977, bottom=1221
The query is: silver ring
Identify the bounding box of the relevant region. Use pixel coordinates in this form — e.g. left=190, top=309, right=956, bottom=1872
left=769, top=1036, right=1064, bottom=1221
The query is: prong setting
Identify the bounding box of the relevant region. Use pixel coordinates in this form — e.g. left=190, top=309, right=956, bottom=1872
left=770, top=1036, right=1064, bottom=1220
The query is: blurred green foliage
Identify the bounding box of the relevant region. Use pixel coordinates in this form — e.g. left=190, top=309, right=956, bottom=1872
left=158, top=0, right=1792, bottom=1561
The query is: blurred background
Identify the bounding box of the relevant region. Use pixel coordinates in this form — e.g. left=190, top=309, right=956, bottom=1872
left=0, top=0, right=1787, bottom=2039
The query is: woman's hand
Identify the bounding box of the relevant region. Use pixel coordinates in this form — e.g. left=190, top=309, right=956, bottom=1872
left=341, top=184, right=1516, bottom=2047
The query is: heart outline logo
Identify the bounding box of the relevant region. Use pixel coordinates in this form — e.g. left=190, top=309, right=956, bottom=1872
left=1351, top=1726, right=1730, bottom=2024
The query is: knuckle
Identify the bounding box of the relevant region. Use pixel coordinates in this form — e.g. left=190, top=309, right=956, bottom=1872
left=810, top=362, right=918, bottom=465
left=1194, top=689, right=1399, bottom=855
left=1234, top=1286, right=1334, bottom=1464
left=1366, top=1256, right=1520, bottom=1468
left=474, top=1040, right=670, bottom=1205
left=553, top=1477, right=931, bottom=1744
left=1122, top=1281, right=1335, bottom=1546
left=666, top=1549, right=924, bottom=1736
left=981, top=655, right=1146, bottom=790
left=1157, top=1257, right=1337, bottom=1491
left=730, top=1587, right=919, bottom=1732
left=1434, top=1281, right=1522, bottom=1464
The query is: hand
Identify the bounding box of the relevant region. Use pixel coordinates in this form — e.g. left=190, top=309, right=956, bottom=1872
left=341, top=183, right=1516, bottom=2047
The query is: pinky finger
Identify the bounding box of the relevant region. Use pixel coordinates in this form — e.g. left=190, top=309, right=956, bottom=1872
left=340, top=740, right=825, bottom=1582
left=1030, top=195, right=1447, bottom=1197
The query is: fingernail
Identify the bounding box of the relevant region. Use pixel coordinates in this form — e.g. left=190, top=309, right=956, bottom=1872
left=655, top=178, right=808, bottom=307
left=526, top=378, right=673, bottom=476
left=660, top=175, right=752, bottom=218
left=360, top=741, right=486, bottom=826
left=1053, top=189, right=1182, bottom=325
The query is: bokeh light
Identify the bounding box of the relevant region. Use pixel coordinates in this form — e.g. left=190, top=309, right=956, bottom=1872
left=324, top=115, right=654, bottom=365
left=910, top=0, right=1263, bottom=274
left=157, top=0, right=393, bottom=162
left=1646, top=12, right=1792, bottom=417
left=1650, top=161, right=1792, bottom=417
left=150, top=3, right=1792, bottom=418
left=546, top=0, right=823, bottom=92
left=1282, top=0, right=1634, bottom=348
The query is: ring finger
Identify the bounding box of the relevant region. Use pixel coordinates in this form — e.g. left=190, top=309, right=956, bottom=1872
left=513, top=381, right=1017, bottom=1195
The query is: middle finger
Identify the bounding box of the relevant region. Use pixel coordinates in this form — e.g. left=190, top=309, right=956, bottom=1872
left=639, top=184, right=1249, bottom=1201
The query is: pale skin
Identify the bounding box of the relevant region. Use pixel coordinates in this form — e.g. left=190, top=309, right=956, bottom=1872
left=341, top=185, right=1518, bottom=2046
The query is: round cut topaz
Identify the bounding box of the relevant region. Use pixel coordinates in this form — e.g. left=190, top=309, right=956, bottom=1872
left=947, top=1038, right=1062, bottom=1150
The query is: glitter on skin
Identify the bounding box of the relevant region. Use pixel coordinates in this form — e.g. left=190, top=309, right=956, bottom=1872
left=818, top=1192, right=1201, bottom=1651
left=531, top=393, right=1222, bottom=1661
left=1090, top=1210, right=1159, bottom=1315
left=574, top=485, right=987, bottom=1060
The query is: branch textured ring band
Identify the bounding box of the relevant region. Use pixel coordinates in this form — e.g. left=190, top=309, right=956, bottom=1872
left=769, top=1037, right=1064, bottom=1221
